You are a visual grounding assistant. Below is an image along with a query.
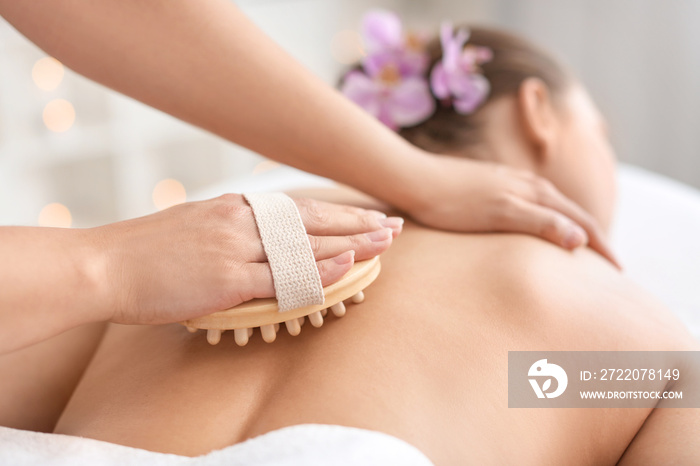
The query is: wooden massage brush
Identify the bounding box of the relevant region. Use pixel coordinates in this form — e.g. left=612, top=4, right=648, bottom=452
left=181, top=256, right=380, bottom=346
left=180, top=192, right=382, bottom=346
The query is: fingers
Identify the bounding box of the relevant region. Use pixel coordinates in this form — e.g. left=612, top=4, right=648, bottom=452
left=242, top=251, right=356, bottom=300
left=532, top=181, right=622, bottom=269
left=249, top=228, right=395, bottom=262
left=501, top=197, right=622, bottom=269
left=307, top=228, right=394, bottom=261
left=501, top=197, right=586, bottom=247
left=245, top=196, right=401, bottom=263
left=317, top=250, right=356, bottom=285
left=295, top=198, right=403, bottom=238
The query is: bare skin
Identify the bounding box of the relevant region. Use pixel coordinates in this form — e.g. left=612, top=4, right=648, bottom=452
left=49, top=189, right=698, bottom=465
left=0, top=323, right=106, bottom=432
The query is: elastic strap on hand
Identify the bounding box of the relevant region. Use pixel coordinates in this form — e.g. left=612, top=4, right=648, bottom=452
left=243, top=192, right=325, bottom=312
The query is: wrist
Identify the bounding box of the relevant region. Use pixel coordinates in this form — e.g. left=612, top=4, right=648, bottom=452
left=374, top=147, right=438, bottom=214
left=76, top=226, right=117, bottom=324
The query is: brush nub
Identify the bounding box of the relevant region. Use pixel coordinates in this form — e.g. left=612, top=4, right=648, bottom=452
left=308, top=311, right=324, bottom=328
left=285, top=318, right=301, bottom=336
left=207, top=329, right=222, bottom=345
left=261, top=324, right=277, bottom=343
left=234, top=328, right=249, bottom=346
left=330, top=302, right=346, bottom=317
left=351, top=291, right=365, bottom=304
left=198, top=292, right=363, bottom=346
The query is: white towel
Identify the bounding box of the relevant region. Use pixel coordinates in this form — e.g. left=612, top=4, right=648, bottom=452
left=0, top=423, right=434, bottom=466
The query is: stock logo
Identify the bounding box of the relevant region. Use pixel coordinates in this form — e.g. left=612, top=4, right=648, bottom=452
left=528, top=359, right=568, bottom=399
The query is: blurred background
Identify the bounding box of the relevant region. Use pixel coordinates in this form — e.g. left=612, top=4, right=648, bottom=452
left=0, top=0, right=698, bottom=228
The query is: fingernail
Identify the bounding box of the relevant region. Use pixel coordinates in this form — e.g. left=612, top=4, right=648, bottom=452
left=365, top=228, right=392, bottom=243
left=563, top=226, right=587, bottom=249
left=379, top=217, right=404, bottom=230
left=334, top=250, right=355, bottom=265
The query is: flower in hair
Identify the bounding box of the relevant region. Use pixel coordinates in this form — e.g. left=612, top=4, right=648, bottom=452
left=340, top=11, right=493, bottom=130
left=341, top=70, right=435, bottom=130
left=340, top=10, right=435, bottom=130
left=430, top=22, right=493, bottom=114
left=361, top=10, right=430, bottom=78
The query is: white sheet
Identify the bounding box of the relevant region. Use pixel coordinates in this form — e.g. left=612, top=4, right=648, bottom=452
left=610, top=165, right=700, bottom=339
left=0, top=424, right=433, bottom=466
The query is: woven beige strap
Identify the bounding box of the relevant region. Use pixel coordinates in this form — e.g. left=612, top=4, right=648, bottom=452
left=243, top=192, right=324, bottom=312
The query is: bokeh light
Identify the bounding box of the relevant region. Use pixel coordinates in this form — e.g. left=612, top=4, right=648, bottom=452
left=32, top=57, right=64, bottom=91
left=152, top=178, right=187, bottom=210
left=330, top=30, right=365, bottom=65
left=43, top=99, right=75, bottom=132
left=252, top=160, right=281, bottom=175
left=38, top=203, right=72, bottom=228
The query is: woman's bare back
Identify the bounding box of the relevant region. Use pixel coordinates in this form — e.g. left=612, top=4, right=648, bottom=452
left=52, top=191, right=696, bottom=465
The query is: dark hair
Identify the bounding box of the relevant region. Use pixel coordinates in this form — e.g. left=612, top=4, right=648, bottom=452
left=395, top=26, right=573, bottom=154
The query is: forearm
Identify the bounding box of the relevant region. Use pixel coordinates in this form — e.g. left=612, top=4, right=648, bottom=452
left=0, top=0, right=432, bottom=211
left=0, top=227, right=108, bottom=353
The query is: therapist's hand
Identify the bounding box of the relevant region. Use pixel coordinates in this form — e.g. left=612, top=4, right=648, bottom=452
left=403, top=155, right=620, bottom=268
left=94, top=193, right=400, bottom=326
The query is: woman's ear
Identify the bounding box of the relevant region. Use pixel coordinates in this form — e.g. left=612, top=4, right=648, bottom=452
left=517, top=77, right=561, bottom=165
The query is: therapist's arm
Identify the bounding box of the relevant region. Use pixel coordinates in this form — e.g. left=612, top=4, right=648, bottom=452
left=0, top=0, right=429, bottom=206
left=0, top=195, right=398, bottom=354
left=0, top=226, right=113, bottom=354
left=0, top=0, right=617, bottom=266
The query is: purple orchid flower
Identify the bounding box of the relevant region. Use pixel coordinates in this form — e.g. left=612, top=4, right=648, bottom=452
left=430, top=22, right=493, bottom=114
left=360, top=10, right=429, bottom=78
left=341, top=70, right=435, bottom=130
left=340, top=10, right=436, bottom=130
